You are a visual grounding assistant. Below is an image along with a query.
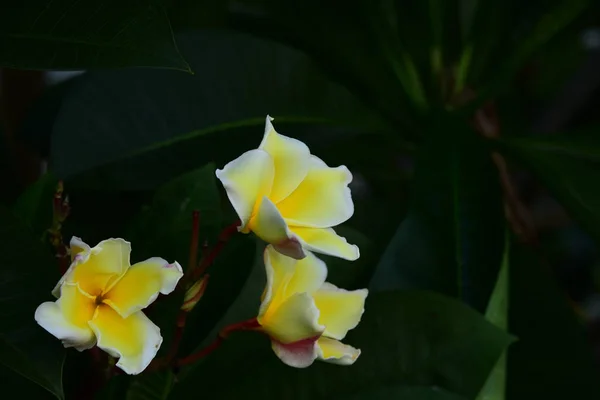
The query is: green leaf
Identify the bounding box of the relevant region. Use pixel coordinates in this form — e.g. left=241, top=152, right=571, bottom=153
left=12, top=172, right=58, bottom=240
left=507, top=239, right=600, bottom=396
left=49, top=30, right=384, bottom=190
left=499, top=133, right=600, bottom=246
left=0, top=206, right=65, bottom=399
left=0, top=1, right=190, bottom=71
left=126, top=371, right=174, bottom=400
left=348, top=386, right=466, bottom=400
left=370, top=115, right=505, bottom=311
left=475, top=231, right=510, bottom=400
left=171, top=290, right=515, bottom=399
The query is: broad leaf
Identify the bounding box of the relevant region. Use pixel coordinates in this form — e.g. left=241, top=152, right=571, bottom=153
left=507, top=240, right=600, bottom=397
left=126, top=371, right=174, bottom=400
left=0, top=206, right=65, bottom=399
left=49, top=30, right=384, bottom=190
left=348, top=386, right=467, bottom=400
left=0, top=1, right=189, bottom=70
left=370, top=115, right=505, bottom=312
left=171, top=290, right=514, bottom=399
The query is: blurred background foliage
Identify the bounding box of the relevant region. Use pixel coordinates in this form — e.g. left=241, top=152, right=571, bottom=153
left=1, top=0, right=600, bottom=399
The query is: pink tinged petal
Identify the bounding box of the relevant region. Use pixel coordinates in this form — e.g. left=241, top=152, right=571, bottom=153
left=271, top=336, right=319, bottom=368
left=259, top=246, right=327, bottom=316
left=258, top=116, right=311, bottom=203
left=313, top=283, right=368, bottom=340
left=215, top=149, right=274, bottom=231
left=249, top=197, right=305, bottom=259
left=258, top=292, right=323, bottom=344
left=89, top=305, right=162, bottom=375
left=291, top=226, right=360, bottom=261
left=316, top=337, right=361, bottom=365
left=277, top=155, right=354, bottom=228
left=103, top=258, right=183, bottom=318
left=52, top=236, right=91, bottom=298
left=35, top=283, right=97, bottom=351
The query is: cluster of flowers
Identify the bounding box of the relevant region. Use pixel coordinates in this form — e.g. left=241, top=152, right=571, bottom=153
left=35, top=116, right=368, bottom=375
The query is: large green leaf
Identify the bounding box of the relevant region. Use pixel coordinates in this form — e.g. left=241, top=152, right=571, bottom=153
left=476, top=231, right=510, bottom=400
left=126, top=371, right=175, bottom=400
left=348, top=386, right=466, bottom=400
left=0, top=206, right=65, bottom=399
left=498, top=133, right=600, bottom=245
left=49, top=30, right=384, bottom=190
left=370, top=115, right=505, bottom=312
left=506, top=240, right=600, bottom=397
left=170, top=290, right=514, bottom=399
left=0, top=1, right=189, bottom=70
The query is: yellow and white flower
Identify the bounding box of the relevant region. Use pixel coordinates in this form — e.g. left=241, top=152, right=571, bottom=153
left=35, top=237, right=183, bottom=375
left=216, top=116, right=359, bottom=261
left=257, top=245, right=367, bottom=368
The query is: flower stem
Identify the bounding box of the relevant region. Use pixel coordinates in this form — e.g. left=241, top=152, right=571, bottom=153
left=185, top=210, right=201, bottom=278
left=48, top=180, right=70, bottom=274
left=174, top=318, right=260, bottom=368
left=188, top=220, right=240, bottom=283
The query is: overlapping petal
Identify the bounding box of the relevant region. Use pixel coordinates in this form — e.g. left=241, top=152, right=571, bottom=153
left=215, top=150, right=274, bottom=231
left=259, top=116, right=310, bottom=203
left=103, top=258, right=183, bottom=318
left=272, top=337, right=319, bottom=368
left=247, top=197, right=305, bottom=259
left=58, top=238, right=131, bottom=297
left=316, top=337, right=361, bottom=365
left=291, top=226, right=359, bottom=261
left=312, top=283, right=367, bottom=340
left=35, top=283, right=97, bottom=351
left=277, top=156, right=353, bottom=228
left=258, top=292, right=323, bottom=344
left=89, top=305, right=162, bottom=375
left=260, top=246, right=326, bottom=316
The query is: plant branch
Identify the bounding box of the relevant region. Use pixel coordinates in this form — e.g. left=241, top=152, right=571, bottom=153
left=174, top=318, right=260, bottom=368
left=188, top=220, right=240, bottom=283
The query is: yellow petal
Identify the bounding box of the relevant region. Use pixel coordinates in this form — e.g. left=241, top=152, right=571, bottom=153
left=316, top=337, right=361, bottom=365
left=271, top=337, right=318, bottom=368
left=89, top=305, right=162, bottom=375
left=57, top=238, right=131, bottom=297
left=52, top=236, right=91, bottom=297
left=258, top=116, right=310, bottom=203
left=35, top=283, right=97, bottom=351
left=104, top=258, right=183, bottom=318
left=216, top=149, right=274, bottom=230
left=313, top=283, right=367, bottom=340
left=249, top=197, right=305, bottom=259
left=277, top=156, right=354, bottom=228
left=259, top=246, right=327, bottom=317
left=291, top=226, right=360, bottom=261
left=258, top=292, right=323, bottom=344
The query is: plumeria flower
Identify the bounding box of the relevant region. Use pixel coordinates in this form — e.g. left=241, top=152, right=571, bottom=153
left=216, top=116, right=359, bottom=261
left=35, top=237, right=183, bottom=375
left=257, top=245, right=367, bottom=368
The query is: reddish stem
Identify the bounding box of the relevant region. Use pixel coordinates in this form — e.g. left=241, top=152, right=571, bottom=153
left=174, top=318, right=260, bottom=367
left=189, top=220, right=240, bottom=282
left=186, top=211, right=201, bottom=277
